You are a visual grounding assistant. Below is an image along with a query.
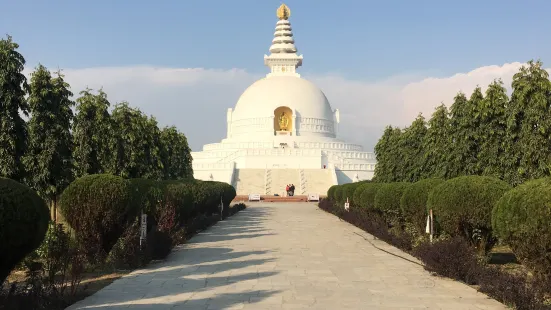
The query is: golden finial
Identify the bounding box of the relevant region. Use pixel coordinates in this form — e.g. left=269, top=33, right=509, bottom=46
left=277, top=3, right=291, bottom=20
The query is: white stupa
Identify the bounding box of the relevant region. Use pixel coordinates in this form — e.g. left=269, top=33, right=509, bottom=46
left=192, top=4, right=376, bottom=196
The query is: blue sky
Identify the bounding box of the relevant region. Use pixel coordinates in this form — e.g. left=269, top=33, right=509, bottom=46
left=3, top=0, right=549, bottom=80
left=1, top=1, right=549, bottom=150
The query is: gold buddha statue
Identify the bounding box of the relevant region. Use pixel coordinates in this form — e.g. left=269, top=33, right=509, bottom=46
left=278, top=112, right=290, bottom=131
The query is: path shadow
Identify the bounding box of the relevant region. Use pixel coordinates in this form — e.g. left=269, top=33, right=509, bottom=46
left=187, top=206, right=276, bottom=244
left=68, top=206, right=282, bottom=309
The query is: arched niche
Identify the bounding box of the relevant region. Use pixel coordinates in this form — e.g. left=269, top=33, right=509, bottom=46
left=274, top=106, right=293, bottom=133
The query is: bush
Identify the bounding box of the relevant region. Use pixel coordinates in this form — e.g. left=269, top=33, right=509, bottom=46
left=477, top=267, right=548, bottom=310
left=492, top=178, right=551, bottom=280
left=352, top=182, right=371, bottom=207
left=59, top=174, right=134, bottom=263
left=413, top=237, right=480, bottom=284
left=190, top=180, right=235, bottom=215
left=400, top=178, right=444, bottom=235
left=333, top=185, right=344, bottom=204
left=129, top=178, right=164, bottom=219
left=340, top=182, right=361, bottom=205
left=107, top=219, right=152, bottom=269
left=374, top=182, right=411, bottom=225
left=150, top=230, right=173, bottom=260
left=161, top=180, right=194, bottom=225
left=358, top=182, right=384, bottom=211
left=327, top=185, right=338, bottom=200
left=0, top=177, right=50, bottom=283
left=427, top=176, right=511, bottom=253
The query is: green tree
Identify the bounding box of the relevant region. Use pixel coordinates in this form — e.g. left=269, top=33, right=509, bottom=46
left=374, top=126, right=403, bottom=182
left=448, top=89, right=481, bottom=177
left=505, top=60, right=551, bottom=185
left=476, top=79, right=509, bottom=179
left=0, top=35, right=29, bottom=181
left=73, top=88, right=112, bottom=177
left=421, top=104, right=451, bottom=179
left=160, top=126, right=193, bottom=180
left=109, top=102, right=164, bottom=179
left=399, top=113, right=427, bottom=182
left=25, top=65, right=75, bottom=221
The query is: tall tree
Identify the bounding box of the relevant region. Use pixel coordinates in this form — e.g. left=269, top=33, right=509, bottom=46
left=505, top=60, right=551, bottom=185
left=109, top=102, right=163, bottom=179
left=374, top=126, right=403, bottom=182
left=476, top=79, right=509, bottom=179
left=0, top=35, right=29, bottom=181
left=399, top=113, right=427, bottom=182
left=25, top=65, right=75, bottom=221
left=421, top=104, right=451, bottom=179
left=448, top=89, right=481, bottom=177
left=73, top=88, right=112, bottom=177
left=160, top=126, right=193, bottom=180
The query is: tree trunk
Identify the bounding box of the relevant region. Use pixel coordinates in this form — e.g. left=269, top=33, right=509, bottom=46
left=53, top=196, right=58, bottom=223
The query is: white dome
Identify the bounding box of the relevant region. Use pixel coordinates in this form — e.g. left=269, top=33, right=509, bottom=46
left=232, top=76, right=334, bottom=121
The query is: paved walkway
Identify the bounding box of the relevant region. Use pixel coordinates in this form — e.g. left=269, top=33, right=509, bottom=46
left=67, top=203, right=506, bottom=310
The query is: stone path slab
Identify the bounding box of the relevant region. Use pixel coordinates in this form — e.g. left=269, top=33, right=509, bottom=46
left=67, top=203, right=507, bottom=309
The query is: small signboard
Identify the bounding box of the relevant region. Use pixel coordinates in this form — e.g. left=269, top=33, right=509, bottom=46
left=249, top=194, right=261, bottom=201
left=307, top=193, right=320, bottom=202
left=344, top=197, right=350, bottom=211
left=140, top=214, right=147, bottom=240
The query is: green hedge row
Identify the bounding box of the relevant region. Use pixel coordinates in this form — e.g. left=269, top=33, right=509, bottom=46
left=327, top=175, right=551, bottom=278
left=59, top=174, right=236, bottom=262
left=0, top=174, right=237, bottom=280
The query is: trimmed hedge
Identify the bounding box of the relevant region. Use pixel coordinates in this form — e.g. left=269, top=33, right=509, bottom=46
left=353, top=182, right=370, bottom=207
left=374, top=182, right=411, bottom=224
left=492, top=178, right=551, bottom=279
left=358, top=182, right=384, bottom=210
left=427, top=176, right=511, bottom=253
left=327, top=185, right=338, bottom=200
left=0, top=178, right=50, bottom=283
left=59, top=174, right=134, bottom=262
left=400, top=178, right=444, bottom=235
left=333, top=185, right=344, bottom=204
left=340, top=182, right=362, bottom=205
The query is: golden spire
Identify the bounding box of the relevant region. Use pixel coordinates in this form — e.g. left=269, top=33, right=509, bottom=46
left=276, top=3, right=291, bottom=20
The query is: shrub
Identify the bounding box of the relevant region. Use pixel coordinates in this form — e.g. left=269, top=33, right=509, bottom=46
left=129, top=178, right=164, bottom=219
left=341, top=182, right=366, bottom=206
left=0, top=177, right=50, bottom=283
left=374, top=182, right=411, bottom=225
left=400, top=178, right=444, bottom=235
left=413, top=237, right=480, bottom=284
left=358, top=182, right=384, bottom=211
left=150, top=230, right=172, bottom=260
left=477, top=267, right=547, bottom=310
left=327, top=185, right=338, bottom=200
left=161, top=180, right=194, bottom=225
left=492, top=178, right=551, bottom=280
left=353, top=182, right=371, bottom=207
left=427, top=176, right=511, bottom=253
left=107, top=219, right=151, bottom=269
left=59, top=174, right=133, bottom=263
left=333, top=185, right=344, bottom=204
left=191, top=180, right=232, bottom=215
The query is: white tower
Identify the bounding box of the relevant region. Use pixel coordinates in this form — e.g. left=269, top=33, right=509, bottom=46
left=264, top=4, right=303, bottom=78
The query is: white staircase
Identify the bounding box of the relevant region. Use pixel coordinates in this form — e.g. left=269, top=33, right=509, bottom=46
left=265, top=169, right=273, bottom=195
left=269, top=169, right=300, bottom=196
left=298, top=169, right=307, bottom=195
left=303, top=169, right=333, bottom=196
left=234, top=169, right=265, bottom=195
